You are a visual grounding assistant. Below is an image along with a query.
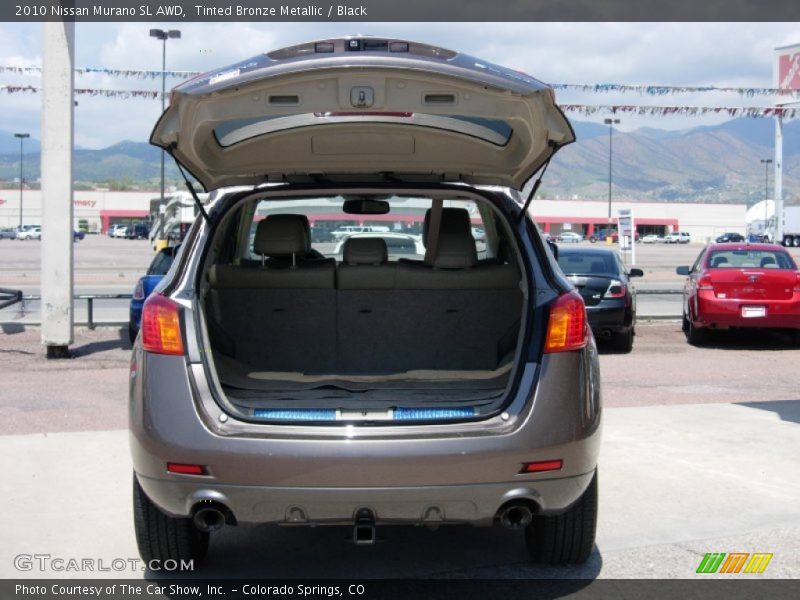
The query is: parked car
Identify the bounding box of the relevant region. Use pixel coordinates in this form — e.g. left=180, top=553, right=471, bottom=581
left=128, top=245, right=178, bottom=344
left=132, top=37, right=600, bottom=567
left=588, top=229, right=639, bottom=243
left=556, top=247, right=642, bottom=352
left=664, top=231, right=691, bottom=244
left=125, top=223, right=150, bottom=240
left=641, top=234, right=663, bottom=244
left=0, top=227, right=17, bottom=240
left=330, top=225, right=390, bottom=240
left=333, top=232, right=425, bottom=258
left=557, top=231, right=583, bottom=244
left=109, top=224, right=129, bottom=238
left=715, top=232, right=745, bottom=243
left=73, top=230, right=85, bottom=242
left=676, top=242, right=800, bottom=346
left=17, top=226, right=41, bottom=240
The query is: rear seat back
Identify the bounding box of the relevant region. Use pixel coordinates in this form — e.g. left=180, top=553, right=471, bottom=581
left=338, top=209, right=522, bottom=373
left=207, top=214, right=336, bottom=372
left=337, top=237, right=396, bottom=290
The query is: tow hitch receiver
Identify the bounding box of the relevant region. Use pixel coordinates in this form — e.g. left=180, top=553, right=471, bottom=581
left=353, top=508, right=376, bottom=545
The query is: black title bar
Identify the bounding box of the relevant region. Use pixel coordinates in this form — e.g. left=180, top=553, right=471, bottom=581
left=3, top=0, right=800, bottom=22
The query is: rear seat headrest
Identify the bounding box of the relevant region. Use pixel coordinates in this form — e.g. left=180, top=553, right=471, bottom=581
left=254, top=214, right=310, bottom=257
left=343, top=237, right=388, bottom=265
left=423, top=207, right=473, bottom=246
left=434, top=232, right=478, bottom=268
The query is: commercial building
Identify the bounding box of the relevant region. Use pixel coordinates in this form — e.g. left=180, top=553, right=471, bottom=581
left=0, top=188, right=746, bottom=242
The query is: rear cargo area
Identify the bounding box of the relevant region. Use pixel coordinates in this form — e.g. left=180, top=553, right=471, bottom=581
left=199, top=194, right=526, bottom=420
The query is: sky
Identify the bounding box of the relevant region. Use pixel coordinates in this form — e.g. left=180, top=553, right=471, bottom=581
left=0, top=21, right=798, bottom=149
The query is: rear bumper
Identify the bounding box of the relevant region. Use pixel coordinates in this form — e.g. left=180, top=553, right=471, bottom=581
left=696, top=293, right=800, bottom=329
left=136, top=470, right=596, bottom=525
left=586, top=301, right=630, bottom=331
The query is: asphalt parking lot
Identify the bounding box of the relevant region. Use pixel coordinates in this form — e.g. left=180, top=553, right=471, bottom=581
left=1, top=322, right=798, bottom=579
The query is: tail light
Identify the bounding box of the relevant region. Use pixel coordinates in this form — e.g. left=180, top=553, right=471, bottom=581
left=141, top=294, right=184, bottom=356
left=132, top=279, right=145, bottom=300
left=606, top=279, right=627, bottom=298
left=697, top=275, right=713, bottom=291
left=544, top=291, right=588, bottom=353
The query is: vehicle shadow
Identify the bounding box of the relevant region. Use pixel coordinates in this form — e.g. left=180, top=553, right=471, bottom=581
left=693, top=328, right=799, bottom=351
left=737, top=399, right=800, bottom=424
left=147, top=524, right=603, bottom=583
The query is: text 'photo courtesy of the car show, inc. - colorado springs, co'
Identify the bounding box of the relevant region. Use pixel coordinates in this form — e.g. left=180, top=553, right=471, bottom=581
left=0, top=1, right=799, bottom=600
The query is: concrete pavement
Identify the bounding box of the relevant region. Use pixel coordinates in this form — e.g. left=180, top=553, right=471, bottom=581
left=2, top=401, right=798, bottom=579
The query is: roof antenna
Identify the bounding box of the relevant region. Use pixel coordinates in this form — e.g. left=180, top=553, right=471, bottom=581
left=169, top=151, right=211, bottom=227
left=518, top=155, right=553, bottom=225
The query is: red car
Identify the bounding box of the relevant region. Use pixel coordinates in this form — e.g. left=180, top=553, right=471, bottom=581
left=676, top=243, right=800, bottom=345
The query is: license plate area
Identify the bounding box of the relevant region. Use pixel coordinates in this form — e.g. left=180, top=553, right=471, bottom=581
left=741, top=305, right=766, bottom=318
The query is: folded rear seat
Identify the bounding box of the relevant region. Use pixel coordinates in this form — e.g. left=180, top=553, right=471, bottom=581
left=207, top=214, right=336, bottom=373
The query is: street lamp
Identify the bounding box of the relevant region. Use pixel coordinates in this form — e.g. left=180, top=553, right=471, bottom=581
left=604, top=118, right=620, bottom=228
left=761, top=158, right=773, bottom=240
left=150, top=29, right=181, bottom=207
left=14, top=133, right=29, bottom=230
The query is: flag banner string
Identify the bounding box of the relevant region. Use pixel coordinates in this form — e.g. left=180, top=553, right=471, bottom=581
left=1, top=85, right=797, bottom=117
left=1, top=65, right=800, bottom=98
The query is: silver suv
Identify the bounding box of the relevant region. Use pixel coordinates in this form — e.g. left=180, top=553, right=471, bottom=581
left=131, top=37, right=601, bottom=567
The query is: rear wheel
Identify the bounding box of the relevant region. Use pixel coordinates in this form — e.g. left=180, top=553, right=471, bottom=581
left=686, top=318, right=709, bottom=346
left=133, top=474, right=209, bottom=565
left=525, top=470, right=597, bottom=565
left=128, top=324, right=138, bottom=345
left=794, top=237, right=800, bottom=248
left=612, top=328, right=634, bottom=353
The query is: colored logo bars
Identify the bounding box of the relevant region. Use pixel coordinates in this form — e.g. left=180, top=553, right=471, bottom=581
left=696, top=553, right=773, bottom=574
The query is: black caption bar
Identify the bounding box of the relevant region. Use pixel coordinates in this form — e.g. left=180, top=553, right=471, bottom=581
left=3, top=580, right=798, bottom=600
left=2, top=0, right=800, bottom=22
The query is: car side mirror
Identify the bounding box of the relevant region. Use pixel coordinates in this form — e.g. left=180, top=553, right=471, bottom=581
left=546, top=239, right=559, bottom=261
left=676, top=266, right=690, bottom=276
left=628, top=268, right=644, bottom=278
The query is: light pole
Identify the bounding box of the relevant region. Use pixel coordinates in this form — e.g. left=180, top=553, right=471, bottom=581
left=761, top=158, right=773, bottom=240
left=14, top=133, right=29, bottom=230
left=604, top=118, right=620, bottom=230
left=150, top=29, right=181, bottom=207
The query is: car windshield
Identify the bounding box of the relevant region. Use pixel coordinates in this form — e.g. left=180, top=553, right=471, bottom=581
left=557, top=252, right=620, bottom=276
left=707, top=249, right=796, bottom=269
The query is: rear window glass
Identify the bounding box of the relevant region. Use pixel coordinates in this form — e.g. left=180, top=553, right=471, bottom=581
left=707, top=250, right=796, bottom=269
left=245, top=195, right=489, bottom=262
left=214, top=113, right=512, bottom=148
left=557, top=252, right=620, bottom=276
left=147, top=247, right=176, bottom=275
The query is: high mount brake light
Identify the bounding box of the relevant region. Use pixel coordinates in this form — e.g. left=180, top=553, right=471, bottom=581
left=544, top=291, right=588, bottom=353
left=141, top=294, right=184, bottom=356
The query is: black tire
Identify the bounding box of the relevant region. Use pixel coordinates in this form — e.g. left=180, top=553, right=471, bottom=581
left=612, top=329, right=634, bottom=353
left=132, top=474, right=209, bottom=564
left=681, top=313, right=689, bottom=332
left=128, top=324, right=138, bottom=345
left=525, top=470, right=598, bottom=565
left=686, top=318, right=709, bottom=346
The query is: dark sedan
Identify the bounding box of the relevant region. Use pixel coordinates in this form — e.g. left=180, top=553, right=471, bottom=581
left=557, top=246, right=643, bottom=352
left=715, top=232, right=745, bottom=243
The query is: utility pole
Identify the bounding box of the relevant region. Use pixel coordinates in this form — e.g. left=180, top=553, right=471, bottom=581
left=150, top=29, right=181, bottom=208
left=604, top=118, right=620, bottom=230
left=14, top=132, right=29, bottom=229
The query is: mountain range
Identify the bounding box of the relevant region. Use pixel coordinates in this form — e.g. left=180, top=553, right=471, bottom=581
left=0, top=118, right=798, bottom=204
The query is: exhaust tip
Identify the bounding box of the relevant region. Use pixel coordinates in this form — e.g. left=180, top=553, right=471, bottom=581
left=192, top=501, right=230, bottom=532
left=497, top=502, right=534, bottom=530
